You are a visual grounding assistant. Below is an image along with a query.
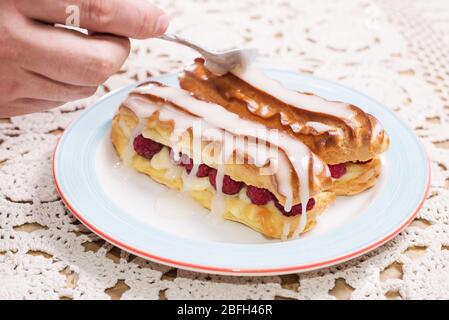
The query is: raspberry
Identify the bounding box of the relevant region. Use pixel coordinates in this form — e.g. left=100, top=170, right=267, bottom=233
left=182, top=157, right=194, bottom=173
left=222, top=176, right=244, bottom=194
left=196, top=164, right=211, bottom=177
left=133, top=135, right=163, bottom=160
left=208, top=169, right=243, bottom=195
left=208, top=168, right=218, bottom=188
left=246, top=186, right=273, bottom=205
left=274, top=198, right=316, bottom=217
left=328, top=163, right=347, bottom=179
left=185, top=162, right=211, bottom=178
left=306, top=198, right=316, bottom=210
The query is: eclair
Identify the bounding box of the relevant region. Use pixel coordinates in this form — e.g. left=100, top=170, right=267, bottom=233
left=111, top=82, right=335, bottom=239
left=179, top=59, right=390, bottom=195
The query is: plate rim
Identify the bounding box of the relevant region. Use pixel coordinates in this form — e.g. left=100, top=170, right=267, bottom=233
left=52, top=73, right=431, bottom=276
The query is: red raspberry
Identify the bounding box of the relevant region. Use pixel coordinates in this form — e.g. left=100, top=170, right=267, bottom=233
left=182, top=157, right=194, bottom=173
left=306, top=198, right=316, bottom=210
left=208, top=169, right=243, bottom=195
left=196, top=164, right=211, bottom=177
left=185, top=162, right=211, bottom=178
left=208, top=168, right=218, bottom=188
left=222, top=176, right=244, bottom=195
left=274, top=198, right=316, bottom=217
left=246, top=186, right=273, bottom=205
left=328, top=163, right=347, bottom=179
left=133, top=135, right=163, bottom=160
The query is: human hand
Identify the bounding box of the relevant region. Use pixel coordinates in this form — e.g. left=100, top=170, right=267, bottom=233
left=0, top=0, right=169, bottom=117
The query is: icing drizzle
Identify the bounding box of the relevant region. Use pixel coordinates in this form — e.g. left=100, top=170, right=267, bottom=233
left=231, top=65, right=356, bottom=119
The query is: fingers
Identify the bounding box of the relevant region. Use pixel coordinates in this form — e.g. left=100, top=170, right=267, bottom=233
left=16, top=70, right=98, bottom=102
left=19, top=20, right=130, bottom=86
left=0, top=68, right=97, bottom=118
left=1, top=99, right=65, bottom=117
left=14, top=0, right=169, bottom=39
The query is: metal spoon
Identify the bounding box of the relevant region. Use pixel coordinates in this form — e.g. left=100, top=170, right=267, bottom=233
left=159, top=33, right=258, bottom=75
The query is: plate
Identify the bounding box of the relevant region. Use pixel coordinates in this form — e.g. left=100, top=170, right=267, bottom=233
left=53, top=70, right=430, bottom=275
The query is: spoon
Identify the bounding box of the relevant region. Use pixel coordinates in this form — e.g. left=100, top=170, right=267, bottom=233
left=159, top=33, right=258, bottom=75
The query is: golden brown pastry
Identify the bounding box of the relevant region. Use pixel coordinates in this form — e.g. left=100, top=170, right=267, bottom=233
left=111, top=82, right=335, bottom=239
left=179, top=58, right=390, bottom=195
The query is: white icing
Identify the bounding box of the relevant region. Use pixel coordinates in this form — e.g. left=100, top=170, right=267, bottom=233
left=290, top=153, right=310, bottom=238
left=372, top=121, right=383, bottom=141
left=313, top=154, right=324, bottom=174
left=211, top=160, right=226, bottom=218
left=281, top=221, right=290, bottom=241
left=290, top=123, right=304, bottom=133
left=275, top=152, right=293, bottom=212
left=305, top=121, right=334, bottom=133
left=211, top=132, right=236, bottom=217
left=231, top=66, right=356, bottom=119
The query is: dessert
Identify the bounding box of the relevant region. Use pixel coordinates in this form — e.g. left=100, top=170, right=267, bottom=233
left=179, top=58, right=390, bottom=195
left=111, top=82, right=335, bottom=239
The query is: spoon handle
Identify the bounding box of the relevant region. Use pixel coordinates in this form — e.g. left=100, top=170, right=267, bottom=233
left=159, top=33, right=212, bottom=57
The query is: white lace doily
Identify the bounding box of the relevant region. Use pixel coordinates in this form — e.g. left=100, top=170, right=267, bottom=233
left=1, top=0, right=448, bottom=300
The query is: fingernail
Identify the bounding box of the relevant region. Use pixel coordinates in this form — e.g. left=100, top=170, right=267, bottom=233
left=155, top=14, right=170, bottom=35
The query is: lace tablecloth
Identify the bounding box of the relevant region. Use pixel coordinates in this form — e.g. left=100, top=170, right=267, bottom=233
left=1, top=0, right=448, bottom=300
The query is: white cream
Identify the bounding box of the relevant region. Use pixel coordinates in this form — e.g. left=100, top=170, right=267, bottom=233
left=188, top=177, right=210, bottom=191
left=182, top=170, right=210, bottom=191
left=165, top=166, right=182, bottom=180
left=238, top=187, right=250, bottom=202
left=184, top=163, right=200, bottom=186
left=150, top=147, right=171, bottom=170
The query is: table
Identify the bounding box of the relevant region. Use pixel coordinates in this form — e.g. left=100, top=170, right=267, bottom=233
left=1, top=0, right=448, bottom=300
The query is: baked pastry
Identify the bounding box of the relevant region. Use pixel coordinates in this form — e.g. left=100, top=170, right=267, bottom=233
left=111, top=82, right=335, bottom=239
left=179, top=58, right=390, bottom=195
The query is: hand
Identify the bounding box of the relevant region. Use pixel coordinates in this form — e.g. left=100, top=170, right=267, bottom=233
left=0, top=0, right=169, bottom=118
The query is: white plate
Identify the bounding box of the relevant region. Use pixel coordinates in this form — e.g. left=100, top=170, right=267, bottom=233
left=53, top=70, right=430, bottom=275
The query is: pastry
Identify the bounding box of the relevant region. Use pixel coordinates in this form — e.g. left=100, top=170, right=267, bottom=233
left=179, top=58, right=390, bottom=195
left=111, top=82, right=335, bottom=239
